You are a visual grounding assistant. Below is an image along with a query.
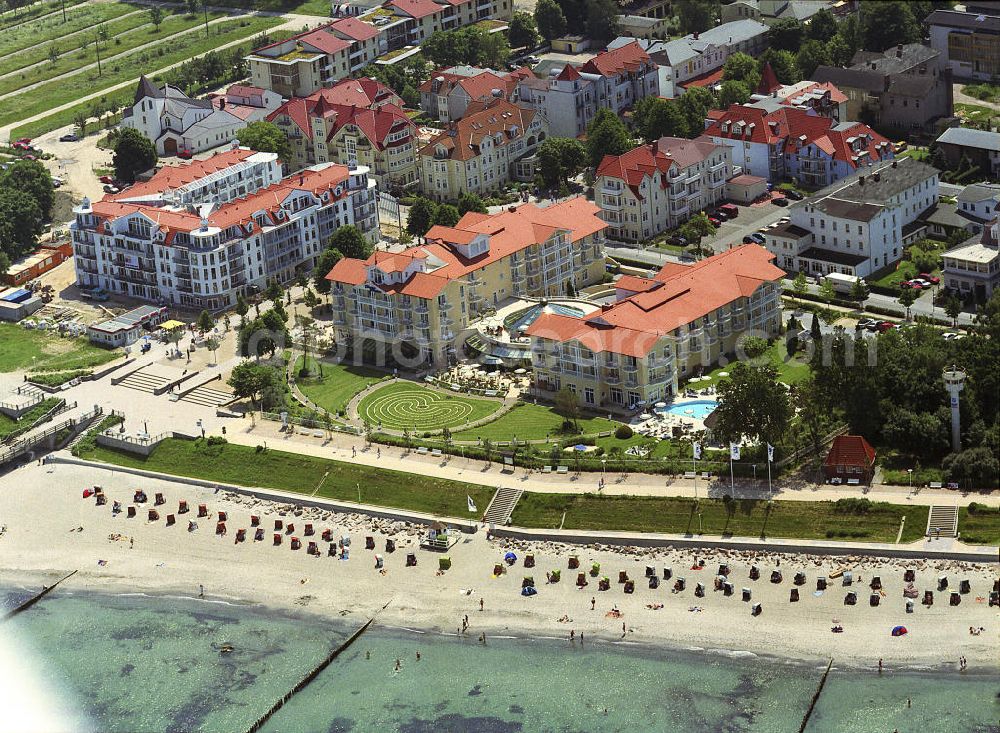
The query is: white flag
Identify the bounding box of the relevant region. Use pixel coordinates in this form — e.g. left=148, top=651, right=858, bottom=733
left=767, top=443, right=774, bottom=463
left=730, top=443, right=741, bottom=461
left=467, top=495, right=478, bottom=513
left=692, top=442, right=702, bottom=460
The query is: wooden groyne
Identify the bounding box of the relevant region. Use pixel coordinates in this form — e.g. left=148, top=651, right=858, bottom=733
left=798, top=658, right=834, bottom=733
left=244, top=611, right=381, bottom=733
left=1, top=570, right=78, bottom=622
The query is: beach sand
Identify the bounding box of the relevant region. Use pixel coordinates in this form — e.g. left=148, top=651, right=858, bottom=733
left=0, top=462, right=996, bottom=671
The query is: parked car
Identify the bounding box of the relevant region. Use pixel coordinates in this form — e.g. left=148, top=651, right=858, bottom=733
left=918, top=273, right=940, bottom=285
left=773, top=197, right=789, bottom=207
left=99, top=175, right=115, bottom=184
left=23, top=154, right=37, bottom=160
left=12, top=141, right=30, bottom=150
left=899, top=280, right=920, bottom=289
left=894, top=141, right=908, bottom=153
left=59, top=133, right=79, bottom=142
left=910, top=278, right=932, bottom=288
left=52, top=176, right=63, bottom=188
left=857, top=318, right=879, bottom=331
left=14, top=137, right=31, bottom=145
left=743, top=235, right=757, bottom=244
left=177, top=149, right=193, bottom=159
left=785, top=189, right=804, bottom=201
left=712, top=209, right=730, bottom=221
left=876, top=321, right=897, bottom=333
left=707, top=216, right=722, bottom=226
left=718, top=203, right=738, bottom=218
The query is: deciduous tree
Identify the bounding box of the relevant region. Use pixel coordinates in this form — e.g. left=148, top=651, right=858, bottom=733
left=328, top=225, right=371, bottom=260
left=534, top=0, right=567, bottom=42
left=586, top=108, right=631, bottom=167
left=712, top=362, right=790, bottom=446
left=508, top=11, right=539, bottom=49
left=112, top=127, right=157, bottom=184
left=236, top=121, right=292, bottom=164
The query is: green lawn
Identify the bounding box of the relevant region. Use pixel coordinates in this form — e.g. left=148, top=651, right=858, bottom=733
left=691, top=338, right=808, bottom=387
left=358, top=382, right=502, bottom=432
left=79, top=438, right=495, bottom=519
left=0, top=323, right=119, bottom=373
left=0, top=0, right=72, bottom=31
left=26, top=368, right=92, bottom=387
left=955, top=102, right=1000, bottom=126
left=451, top=402, right=619, bottom=443
left=0, top=397, right=62, bottom=439
left=294, top=356, right=387, bottom=415
left=959, top=504, right=1000, bottom=545
left=0, top=1, right=138, bottom=63
left=0, top=15, right=281, bottom=128
left=0, top=9, right=209, bottom=86
left=512, top=494, right=929, bottom=543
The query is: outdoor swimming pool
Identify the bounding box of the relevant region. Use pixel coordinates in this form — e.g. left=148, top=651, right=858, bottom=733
left=658, top=400, right=719, bottom=420
left=508, top=303, right=587, bottom=332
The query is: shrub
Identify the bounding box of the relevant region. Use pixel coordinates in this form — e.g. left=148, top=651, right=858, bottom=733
left=205, top=436, right=228, bottom=446
left=833, top=498, right=872, bottom=514
left=614, top=425, right=634, bottom=439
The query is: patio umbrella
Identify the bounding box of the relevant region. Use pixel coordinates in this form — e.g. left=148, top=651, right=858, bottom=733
left=654, top=401, right=667, bottom=408
left=688, top=377, right=701, bottom=383
left=514, top=368, right=527, bottom=374
left=574, top=444, right=588, bottom=452
left=700, top=376, right=712, bottom=381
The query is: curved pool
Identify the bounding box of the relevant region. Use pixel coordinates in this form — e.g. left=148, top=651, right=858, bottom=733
left=658, top=400, right=719, bottom=420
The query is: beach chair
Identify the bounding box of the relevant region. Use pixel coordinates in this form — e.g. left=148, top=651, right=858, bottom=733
left=789, top=588, right=799, bottom=602
left=869, top=593, right=880, bottom=607
left=308, top=542, right=319, bottom=556
left=590, top=562, right=601, bottom=577
left=322, top=529, right=333, bottom=542
left=577, top=573, right=587, bottom=587
left=674, top=577, right=686, bottom=592
left=96, top=494, right=107, bottom=506
left=749, top=565, right=760, bottom=581
left=718, top=563, right=730, bottom=577
left=386, top=539, right=396, bottom=553
left=906, top=600, right=914, bottom=613
left=254, top=528, right=264, bottom=542
left=959, top=579, right=971, bottom=594
left=133, top=490, right=147, bottom=504
left=598, top=577, right=610, bottom=591
left=816, top=576, right=827, bottom=591
left=290, top=537, right=301, bottom=550
left=903, top=569, right=915, bottom=582
left=375, top=554, right=384, bottom=569
left=648, top=575, right=659, bottom=589
left=794, top=572, right=806, bottom=586
left=148, top=509, right=159, bottom=521
left=218, top=511, right=227, bottom=522
left=842, top=571, right=853, bottom=586
left=407, top=553, right=417, bottom=567
left=844, top=591, right=857, bottom=605
left=923, top=590, right=933, bottom=606
left=274, top=519, right=283, bottom=531
left=127, top=506, right=136, bottom=518
left=568, top=555, right=579, bottom=569
left=645, top=565, right=655, bottom=578
left=618, top=570, right=628, bottom=584
left=341, top=535, right=351, bottom=547
left=723, top=582, right=734, bottom=596
left=216, top=521, right=226, bottom=535
left=522, top=576, right=534, bottom=589
left=286, top=523, right=295, bottom=535
left=663, top=567, right=672, bottom=580
left=304, top=523, right=314, bottom=536
left=624, top=580, right=635, bottom=594
left=938, top=575, right=948, bottom=591
left=251, top=515, right=260, bottom=527
left=178, top=500, right=189, bottom=514
left=154, top=493, right=165, bottom=506
left=751, top=603, right=762, bottom=617
left=365, top=535, right=375, bottom=549
left=235, top=529, right=246, bottom=543
left=273, top=533, right=282, bottom=546
left=198, top=504, right=208, bottom=518
left=439, top=557, right=451, bottom=570
left=870, top=576, right=882, bottom=591
left=949, top=592, right=960, bottom=606
left=694, top=582, right=705, bottom=598
left=742, top=587, right=752, bottom=602
left=493, top=563, right=503, bottom=576
left=989, top=592, right=999, bottom=608
left=525, top=554, right=535, bottom=568
left=166, top=514, right=175, bottom=526
left=328, top=543, right=337, bottom=557
left=550, top=569, right=560, bottom=583
left=770, top=570, right=782, bottom=584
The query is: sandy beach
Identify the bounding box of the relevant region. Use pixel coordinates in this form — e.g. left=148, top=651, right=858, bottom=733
left=0, top=461, right=996, bottom=672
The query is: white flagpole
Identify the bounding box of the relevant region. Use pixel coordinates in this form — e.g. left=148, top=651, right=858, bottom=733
left=693, top=450, right=697, bottom=500
left=730, top=455, right=735, bottom=495
left=767, top=456, right=772, bottom=499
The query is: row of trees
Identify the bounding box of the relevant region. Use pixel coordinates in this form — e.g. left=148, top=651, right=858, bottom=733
left=311, top=225, right=373, bottom=295
left=422, top=25, right=511, bottom=70
left=0, top=159, right=54, bottom=274
left=404, top=194, right=485, bottom=237
left=534, top=0, right=621, bottom=45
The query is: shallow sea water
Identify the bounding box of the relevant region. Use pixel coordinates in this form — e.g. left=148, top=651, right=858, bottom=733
left=2, top=587, right=997, bottom=733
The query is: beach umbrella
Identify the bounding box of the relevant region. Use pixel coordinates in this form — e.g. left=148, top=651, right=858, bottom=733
left=654, top=401, right=667, bottom=408
left=514, top=368, right=527, bottom=374
left=891, top=625, right=908, bottom=636
left=504, top=552, right=517, bottom=564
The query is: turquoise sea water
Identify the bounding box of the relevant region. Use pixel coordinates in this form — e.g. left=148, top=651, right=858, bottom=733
left=2, top=587, right=998, bottom=733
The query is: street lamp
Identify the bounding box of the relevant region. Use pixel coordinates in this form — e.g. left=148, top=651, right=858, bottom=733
left=601, top=458, right=606, bottom=479
left=907, top=468, right=913, bottom=490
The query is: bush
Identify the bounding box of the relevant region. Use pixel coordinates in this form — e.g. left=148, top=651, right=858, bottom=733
left=833, top=498, right=872, bottom=514
left=614, top=425, right=634, bottom=439
left=205, top=436, right=228, bottom=446
left=967, top=502, right=1000, bottom=515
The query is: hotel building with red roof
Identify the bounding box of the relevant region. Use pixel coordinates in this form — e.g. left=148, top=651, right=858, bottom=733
left=595, top=135, right=733, bottom=243
left=267, top=78, right=419, bottom=187
left=418, top=66, right=532, bottom=123
left=526, top=244, right=784, bottom=410
left=70, top=148, right=379, bottom=310
left=325, top=197, right=607, bottom=366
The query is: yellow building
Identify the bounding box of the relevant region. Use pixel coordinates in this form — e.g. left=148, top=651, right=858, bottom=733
left=326, top=197, right=607, bottom=366
left=419, top=98, right=546, bottom=201
left=526, top=245, right=784, bottom=411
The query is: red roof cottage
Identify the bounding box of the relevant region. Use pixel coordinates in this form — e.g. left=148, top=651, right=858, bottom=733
left=823, top=435, right=876, bottom=484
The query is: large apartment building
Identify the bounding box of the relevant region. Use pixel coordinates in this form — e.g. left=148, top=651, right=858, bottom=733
left=418, top=65, right=530, bottom=123
left=70, top=148, right=379, bottom=310
left=703, top=103, right=892, bottom=187
left=526, top=245, right=784, bottom=411
left=325, top=197, right=607, bottom=366
left=247, top=0, right=511, bottom=97
left=764, top=157, right=939, bottom=278
left=268, top=78, right=419, bottom=187
left=595, top=136, right=733, bottom=243
left=419, top=98, right=545, bottom=200
left=926, top=5, right=1000, bottom=83
left=517, top=41, right=659, bottom=138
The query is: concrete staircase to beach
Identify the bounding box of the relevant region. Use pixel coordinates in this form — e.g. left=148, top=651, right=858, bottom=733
left=483, top=487, right=522, bottom=526
left=926, top=505, right=958, bottom=538
left=117, top=366, right=170, bottom=394
left=180, top=383, right=233, bottom=408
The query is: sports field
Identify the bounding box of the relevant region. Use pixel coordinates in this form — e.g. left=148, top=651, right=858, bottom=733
left=357, top=382, right=502, bottom=432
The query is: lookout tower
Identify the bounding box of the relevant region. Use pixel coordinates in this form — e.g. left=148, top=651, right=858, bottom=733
left=943, top=365, right=966, bottom=453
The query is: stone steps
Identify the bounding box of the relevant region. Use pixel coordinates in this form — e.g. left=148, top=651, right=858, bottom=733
left=927, top=505, right=958, bottom=538
left=483, top=487, right=522, bottom=526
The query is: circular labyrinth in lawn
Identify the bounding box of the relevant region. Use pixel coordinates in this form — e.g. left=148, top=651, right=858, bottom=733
left=358, top=383, right=499, bottom=431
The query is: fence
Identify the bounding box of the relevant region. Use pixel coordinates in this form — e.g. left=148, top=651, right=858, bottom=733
left=1, top=399, right=71, bottom=445
left=261, top=411, right=362, bottom=435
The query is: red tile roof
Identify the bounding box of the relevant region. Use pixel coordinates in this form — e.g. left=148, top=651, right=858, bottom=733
left=596, top=137, right=721, bottom=199
left=328, top=16, right=379, bottom=41
left=419, top=99, right=536, bottom=162
left=680, top=66, right=725, bottom=89
left=296, top=27, right=351, bottom=55
left=757, top=61, right=781, bottom=94
left=580, top=41, right=654, bottom=77
left=227, top=84, right=265, bottom=98
left=109, top=149, right=260, bottom=199
left=555, top=63, right=582, bottom=81
left=527, top=245, right=783, bottom=357
left=419, top=68, right=522, bottom=106
left=387, top=0, right=442, bottom=18
left=824, top=435, right=876, bottom=468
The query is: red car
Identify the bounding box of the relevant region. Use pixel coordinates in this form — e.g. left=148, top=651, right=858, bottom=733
left=99, top=175, right=115, bottom=184
left=918, top=273, right=940, bottom=285
left=14, top=137, right=31, bottom=145
left=12, top=141, right=29, bottom=150
left=876, top=321, right=897, bottom=333
left=708, top=216, right=722, bottom=226
left=177, top=149, right=193, bottom=159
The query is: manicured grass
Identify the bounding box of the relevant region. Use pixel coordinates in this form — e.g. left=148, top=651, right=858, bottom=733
left=0, top=1, right=138, bottom=63
left=294, top=356, right=387, bottom=415
left=511, top=494, right=929, bottom=543
left=955, top=102, right=1000, bottom=125
left=0, top=323, right=119, bottom=373
left=959, top=504, right=1000, bottom=545
left=358, top=382, right=502, bottom=431
left=79, top=438, right=495, bottom=519
left=0, top=397, right=62, bottom=439
left=0, top=0, right=73, bottom=32
left=451, top=402, right=619, bottom=443
left=692, top=338, right=808, bottom=387
left=0, top=15, right=282, bottom=127
left=26, top=368, right=92, bottom=387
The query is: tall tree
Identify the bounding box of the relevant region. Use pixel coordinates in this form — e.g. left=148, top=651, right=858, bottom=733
left=860, top=1, right=920, bottom=52
left=227, top=361, right=279, bottom=406
left=196, top=309, right=214, bottom=334
left=796, top=39, right=831, bottom=79
left=718, top=80, right=751, bottom=108
left=586, top=108, right=631, bottom=168
left=806, top=7, right=838, bottom=42
left=759, top=49, right=800, bottom=85
left=432, top=203, right=461, bottom=227
left=0, top=189, right=43, bottom=261
left=677, top=86, right=716, bottom=137
left=458, top=191, right=487, bottom=214
left=554, top=387, right=580, bottom=430
left=555, top=0, right=585, bottom=34
left=312, top=247, right=342, bottom=295
left=148, top=5, right=164, bottom=30
left=534, top=0, right=567, bottom=42
left=508, top=11, right=539, bottom=49
left=236, top=121, right=292, bottom=164
left=632, top=97, right=689, bottom=141
left=407, top=197, right=437, bottom=236
left=585, top=0, right=620, bottom=45
left=769, top=18, right=804, bottom=51
left=712, top=362, right=790, bottom=446
left=328, top=225, right=371, bottom=260
left=112, top=127, right=157, bottom=184
left=677, top=0, right=719, bottom=35
left=537, top=137, right=587, bottom=187
left=0, top=159, right=54, bottom=220
left=722, top=52, right=761, bottom=92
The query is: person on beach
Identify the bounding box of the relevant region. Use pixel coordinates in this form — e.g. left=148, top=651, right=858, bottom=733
left=199, top=585, right=204, bottom=598
left=591, top=597, right=596, bottom=610
left=416, top=652, right=421, bottom=661
left=480, top=633, right=486, bottom=645
left=570, top=630, right=575, bottom=642
left=878, top=658, right=883, bottom=674
left=395, top=659, right=401, bottom=671
left=480, top=598, right=484, bottom=611
left=366, top=650, right=370, bottom=660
